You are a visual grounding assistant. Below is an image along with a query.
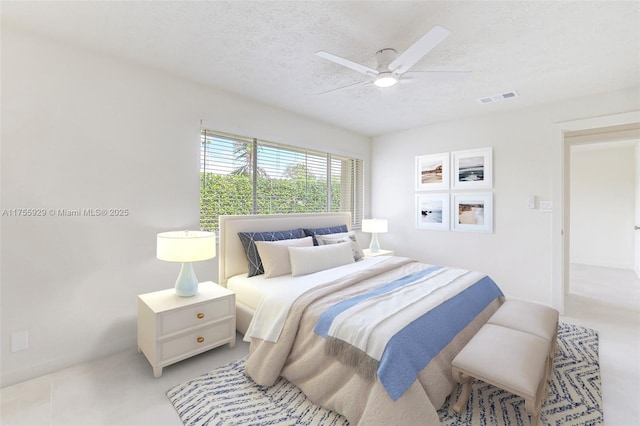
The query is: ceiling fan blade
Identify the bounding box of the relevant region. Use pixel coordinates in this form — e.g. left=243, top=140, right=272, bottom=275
left=316, top=51, right=378, bottom=76
left=403, top=70, right=471, bottom=82
left=389, top=26, right=451, bottom=75
left=318, top=80, right=371, bottom=95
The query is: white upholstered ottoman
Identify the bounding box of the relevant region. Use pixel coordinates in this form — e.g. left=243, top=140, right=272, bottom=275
left=487, top=299, right=559, bottom=355
left=451, top=324, right=550, bottom=426
left=451, top=300, right=559, bottom=426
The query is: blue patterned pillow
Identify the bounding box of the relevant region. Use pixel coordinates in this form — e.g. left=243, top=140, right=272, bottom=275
left=238, top=228, right=304, bottom=277
left=303, top=225, right=348, bottom=246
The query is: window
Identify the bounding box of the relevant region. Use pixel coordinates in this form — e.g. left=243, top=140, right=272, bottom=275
left=200, top=129, right=364, bottom=231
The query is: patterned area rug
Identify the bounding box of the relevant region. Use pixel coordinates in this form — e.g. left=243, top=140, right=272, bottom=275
left=167, top=323, right=602, bottom=426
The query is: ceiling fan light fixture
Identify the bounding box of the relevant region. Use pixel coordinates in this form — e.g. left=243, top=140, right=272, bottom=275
left=374, top=73, right=398, bottom=88
left=316, top=25, right=461, bottom=94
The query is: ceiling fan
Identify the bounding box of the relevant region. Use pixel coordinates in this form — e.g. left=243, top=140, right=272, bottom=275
left=315, top=25, right=469, bottom=94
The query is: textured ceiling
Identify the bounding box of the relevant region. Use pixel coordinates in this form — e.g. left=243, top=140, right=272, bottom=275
left=2, top=1, right=639, bottom=136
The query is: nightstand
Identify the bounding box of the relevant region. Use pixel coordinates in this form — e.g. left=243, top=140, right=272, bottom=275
left=363, top=248, right=395, bottom=257
left=137, top=281, right=235, bottom=377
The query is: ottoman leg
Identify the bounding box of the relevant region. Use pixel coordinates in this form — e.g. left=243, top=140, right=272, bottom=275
left=452, top=371, right=474, bottom=414
left=525, top=398, right=541, bottom=426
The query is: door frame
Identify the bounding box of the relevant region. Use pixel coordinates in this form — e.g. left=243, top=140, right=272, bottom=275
left=636, top=141, right=640, bottom=279
left=553, top=111, right=640, bottom=314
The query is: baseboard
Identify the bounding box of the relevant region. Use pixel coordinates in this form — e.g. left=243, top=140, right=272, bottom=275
left=569, top=259, right=635, bottom=270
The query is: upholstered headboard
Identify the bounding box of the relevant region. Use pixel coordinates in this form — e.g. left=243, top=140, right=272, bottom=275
left=218, top=212, right=352, bottom=286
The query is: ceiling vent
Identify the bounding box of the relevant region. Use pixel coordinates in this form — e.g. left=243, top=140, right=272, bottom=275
left=477, top=91, right=519, bottom=104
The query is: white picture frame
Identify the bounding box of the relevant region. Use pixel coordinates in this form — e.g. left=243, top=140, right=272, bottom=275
left=416, top=194, right=450, bottom=231
left=452, top=147, right=493, bottom=189
left=452, top=192, right=493, bottom=233
left=415, top=152, right=450, bottom=191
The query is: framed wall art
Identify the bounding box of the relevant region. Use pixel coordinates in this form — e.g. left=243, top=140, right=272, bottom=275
left=452, top=147, right=492, bottom=189
left=415, top=152, right=450, bottom=191
left=452, top=192, right=493, bottom=233
left=416, top=194, right=450, bottom=230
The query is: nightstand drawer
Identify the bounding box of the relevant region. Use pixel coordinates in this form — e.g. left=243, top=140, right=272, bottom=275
left=159, top=296, right=233, bottom=336
left=159, top=321, right=234, bottom=362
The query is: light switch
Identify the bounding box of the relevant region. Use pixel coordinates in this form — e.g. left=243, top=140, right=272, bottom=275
left=539, top=201, right=553, bottom=212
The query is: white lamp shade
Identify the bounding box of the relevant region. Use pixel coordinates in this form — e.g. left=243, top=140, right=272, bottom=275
left=362, top=219, right=388, bottom=233
left=157, top=231, right=216, bottom=262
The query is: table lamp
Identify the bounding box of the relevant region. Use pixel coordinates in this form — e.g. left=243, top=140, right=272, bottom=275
left=157, top=230, right=216, bottom=297
left=362, top=219, right=388, bottom=253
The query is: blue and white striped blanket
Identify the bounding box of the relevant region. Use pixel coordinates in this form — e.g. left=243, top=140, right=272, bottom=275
left=314, top=266, right=503, bottom=400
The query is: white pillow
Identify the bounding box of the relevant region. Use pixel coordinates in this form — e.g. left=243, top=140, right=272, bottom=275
left=255, top=236, right=313, bottom=278
left=316, top=231, right=364, bottom=262
left=288, top=241, right=354, bottom=277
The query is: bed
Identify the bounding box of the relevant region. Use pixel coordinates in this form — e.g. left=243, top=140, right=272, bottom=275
left=218, top=213, right=504, bottom=425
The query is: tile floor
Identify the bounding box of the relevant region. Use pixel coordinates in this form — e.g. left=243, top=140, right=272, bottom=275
left=0, top=338, right=250, bottom=426
left=563, top=264, right=640, bottom=426
left=1, top=264, right=639, bottom=425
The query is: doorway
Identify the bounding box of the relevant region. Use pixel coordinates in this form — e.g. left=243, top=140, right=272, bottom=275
left=564, top=124, right=640, bottom=310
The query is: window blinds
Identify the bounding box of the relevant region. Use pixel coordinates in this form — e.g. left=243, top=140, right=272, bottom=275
left=200, top=129, right=363, bottom=231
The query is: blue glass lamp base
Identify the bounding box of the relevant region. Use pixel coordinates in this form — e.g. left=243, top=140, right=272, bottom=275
left=175, top=262, right=198, bottom=297
left=369, top=233, right=380, bottom=252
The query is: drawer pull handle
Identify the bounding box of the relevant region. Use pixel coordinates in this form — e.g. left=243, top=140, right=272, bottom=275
left=197, top=337, right=205, bottom=343
left=197, top=313, right=205, bottom=319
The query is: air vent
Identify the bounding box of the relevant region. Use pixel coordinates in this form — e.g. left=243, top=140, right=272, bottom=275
left=477, top=91, right=519, bottom=104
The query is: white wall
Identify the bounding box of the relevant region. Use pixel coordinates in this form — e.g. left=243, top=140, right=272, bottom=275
left=0, top=26, right=370, bottom=386
left=371, top=89, right=639, bottom=306
left=570, top=144, right=636, bottom=269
